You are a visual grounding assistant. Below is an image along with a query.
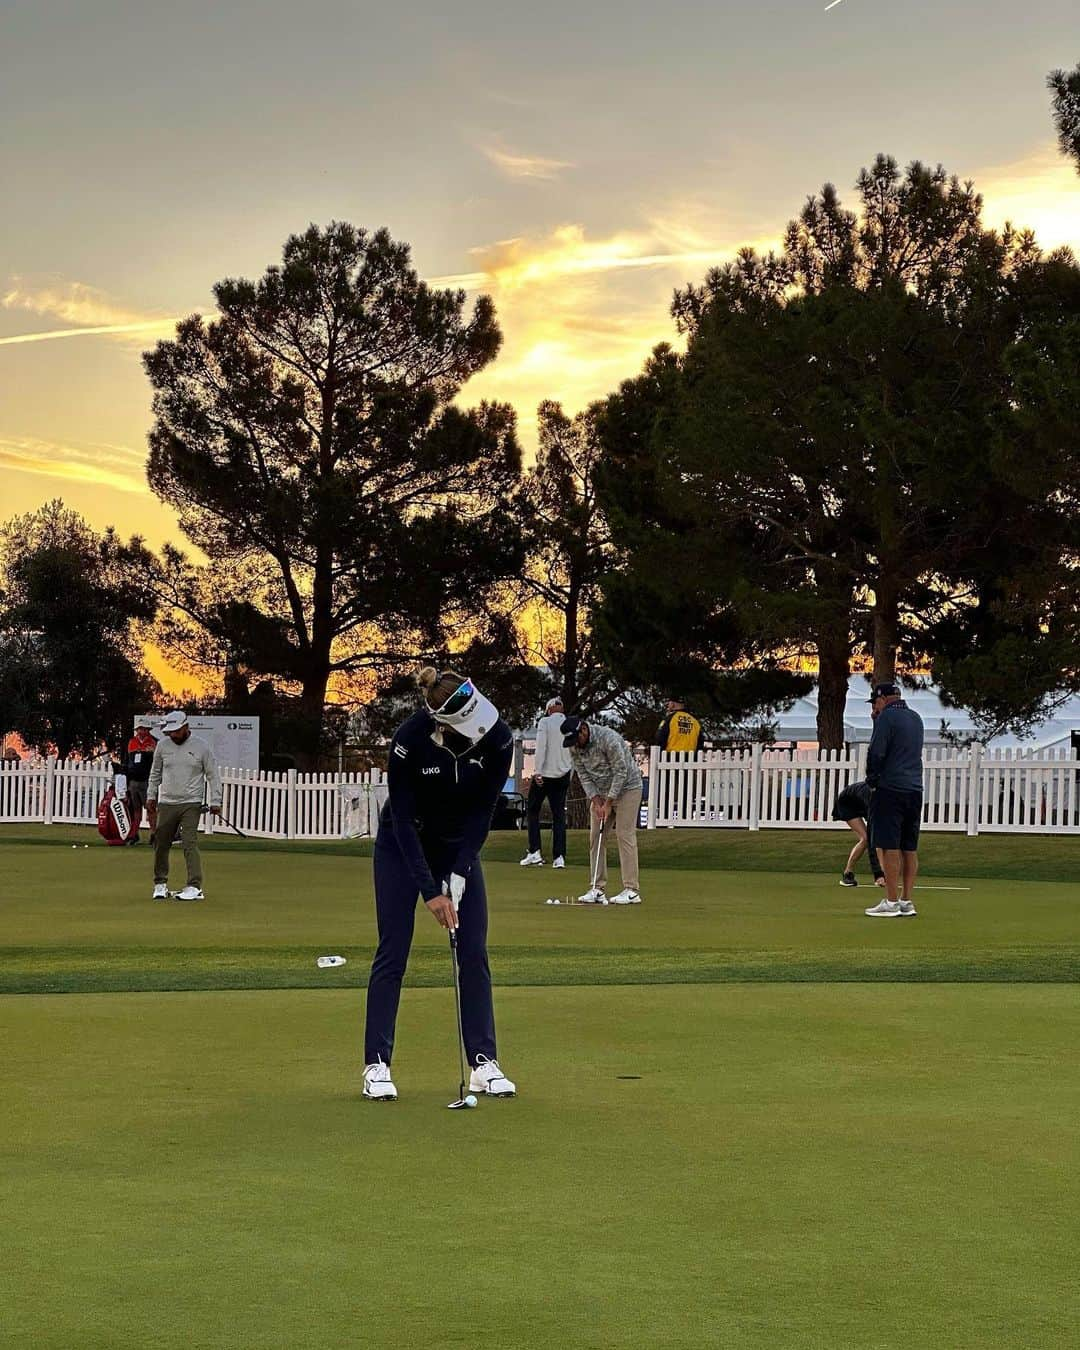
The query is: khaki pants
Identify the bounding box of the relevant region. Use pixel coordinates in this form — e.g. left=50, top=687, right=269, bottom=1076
left=588, top=787, right=642, bottom=893
left=153, top=802, right=204, bottom=887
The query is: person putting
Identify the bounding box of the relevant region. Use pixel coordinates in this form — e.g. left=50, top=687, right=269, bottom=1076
left=362, top=668, right=517, bottom=1102
left=560, top=715, right=643, bottom=905
left=832, top=778, right=885, bottom=888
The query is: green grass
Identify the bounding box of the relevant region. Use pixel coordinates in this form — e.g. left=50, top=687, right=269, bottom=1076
left=7, top=820, right=1080, bottom=880
left=1, top=825, right=1078, bottom=1347
left=2, top=986, right=1077, bottom=1349
left=1, top=826, right=1077, bottom=992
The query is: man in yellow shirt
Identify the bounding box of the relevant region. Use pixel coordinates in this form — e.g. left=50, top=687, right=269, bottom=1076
left=653, top=698, right=702, bottom=753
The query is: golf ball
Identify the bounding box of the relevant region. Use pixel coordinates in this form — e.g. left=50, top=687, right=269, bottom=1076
left=464, top=1094, right=478, bottom=1108
left=72, top=844, right=77, bottom=849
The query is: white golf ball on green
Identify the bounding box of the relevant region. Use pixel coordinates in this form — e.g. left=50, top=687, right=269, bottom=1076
left=464, top=1094, right=477, bottom=1107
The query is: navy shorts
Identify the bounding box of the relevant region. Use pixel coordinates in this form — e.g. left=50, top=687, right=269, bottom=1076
left=868, top=787, right=923, bottom=852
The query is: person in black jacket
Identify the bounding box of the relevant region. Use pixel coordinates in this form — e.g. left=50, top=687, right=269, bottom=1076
left=862, top=683, right=925, bottom=919
left=362, top=667, right=517, bottom=1103
left=831, top=779, right=885, bottom=888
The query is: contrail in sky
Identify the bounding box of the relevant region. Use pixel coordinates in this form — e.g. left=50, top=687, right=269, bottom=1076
left=0, top=319, right=176, bottom=346
left=824, top=0, right=845, bottom=10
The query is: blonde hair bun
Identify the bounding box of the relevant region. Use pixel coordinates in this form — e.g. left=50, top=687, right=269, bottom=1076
left=417, top=666, right=439, bottom=691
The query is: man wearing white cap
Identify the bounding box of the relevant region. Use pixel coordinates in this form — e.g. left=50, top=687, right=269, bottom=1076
left=146, top=711, right=222, bottom=901
left=519, top=695, right=573, bottom=869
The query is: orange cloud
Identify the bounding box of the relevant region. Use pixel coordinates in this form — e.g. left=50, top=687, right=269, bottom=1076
left=0, top=434, right=147, bottom=495
left=977, top=147, right=1080, bottom=253
left=1, top=277, right=178, bottom=346
left=482, top=146, right=575, bottom=182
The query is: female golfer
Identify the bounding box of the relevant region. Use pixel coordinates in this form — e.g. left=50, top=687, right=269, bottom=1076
left=832, top=778, right=886, bottom=888
left=363, top=667, right=517, bottom=1102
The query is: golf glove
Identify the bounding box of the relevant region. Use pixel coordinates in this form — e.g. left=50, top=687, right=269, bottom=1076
left=448, top=872, right=466, bottom=912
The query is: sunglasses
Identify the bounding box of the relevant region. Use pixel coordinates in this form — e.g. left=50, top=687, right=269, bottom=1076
left=435, top=679, right=476, bottom=717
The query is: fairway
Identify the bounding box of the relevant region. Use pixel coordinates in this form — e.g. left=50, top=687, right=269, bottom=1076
left=2, top=826, right=1078, bottom=1348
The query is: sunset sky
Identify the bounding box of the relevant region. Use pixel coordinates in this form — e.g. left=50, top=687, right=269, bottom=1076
left=3, top=0, right=1078, bottom=562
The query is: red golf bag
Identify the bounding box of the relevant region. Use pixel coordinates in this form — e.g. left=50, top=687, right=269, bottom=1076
left=97, top=785, right=138, bottom=846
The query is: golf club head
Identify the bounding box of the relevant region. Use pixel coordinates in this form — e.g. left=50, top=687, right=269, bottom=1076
left=447, top=1096, right=477, bottom=1110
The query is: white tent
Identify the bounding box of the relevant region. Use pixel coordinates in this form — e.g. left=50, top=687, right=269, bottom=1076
left=770, top=676, right=1080, bottom=750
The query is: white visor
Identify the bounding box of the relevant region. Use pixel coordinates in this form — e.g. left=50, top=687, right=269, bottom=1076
left=432, top=680, right=500, bottom=744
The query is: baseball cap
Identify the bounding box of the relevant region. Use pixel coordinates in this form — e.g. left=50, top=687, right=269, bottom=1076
left=866, top=683, right=901, bottom=702
left=560, top=715, right=583, bottom=746
left=160, top=710, right=189, bottom=733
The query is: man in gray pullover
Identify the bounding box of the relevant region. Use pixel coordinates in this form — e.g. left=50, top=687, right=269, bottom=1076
left=146, top=710, right=222, bottom=901
left=560, top=716, right=643, bottom=904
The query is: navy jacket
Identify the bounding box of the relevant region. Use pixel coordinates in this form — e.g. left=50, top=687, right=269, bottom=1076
left=866, top=701, right=925, bottom=793
left=379, top=708, right=514, bottom=901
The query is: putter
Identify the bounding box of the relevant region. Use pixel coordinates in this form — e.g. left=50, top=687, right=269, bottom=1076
left=201, top=806, right=247, bottom=839
left=590, top=821, right=605, bottom=895
left=445, top=926, right=474, bottom=1110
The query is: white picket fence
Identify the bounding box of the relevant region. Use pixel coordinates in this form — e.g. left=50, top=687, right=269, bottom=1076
left=646, top=745, right=1080, bottom=835
left=4, top=747, right=1078, bottom=838
left=0, top=758, right=387, bottom=840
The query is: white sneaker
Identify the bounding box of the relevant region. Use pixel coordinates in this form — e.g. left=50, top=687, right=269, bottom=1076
left=174, top=885, right=205, bottom=901
left=469, top=1055, right=515, bottom=1097
left=519, top=851, right=544, bottom=867
left=552, top=857, right=565, bottom=870
left=152, top=883, right=168, bottom=900
left=578, top=887, right=607, bottom=904
left=898, top=899, right=917, bottom=917
left=865, top=898, right=902, bottom=917
left=362, top=1059, right=397, bottom=1101
left=610, top=888, right=642, bottom=905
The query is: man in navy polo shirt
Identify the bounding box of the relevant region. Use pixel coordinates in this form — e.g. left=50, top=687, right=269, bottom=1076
left=862, top=683, right=924, bottom=918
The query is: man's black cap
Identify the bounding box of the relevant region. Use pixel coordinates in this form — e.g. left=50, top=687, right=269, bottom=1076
left=867, top=682, right=901, bottom=702
left=560, top=715, right=583, bottom=746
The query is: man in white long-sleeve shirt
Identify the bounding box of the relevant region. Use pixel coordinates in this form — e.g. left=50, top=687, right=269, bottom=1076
left=520, top=696, right=573, bottom=869
left=146, top=710, right=222, bottom=901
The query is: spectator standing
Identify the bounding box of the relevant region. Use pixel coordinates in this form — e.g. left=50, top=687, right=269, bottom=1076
left=520, top=697, right=573, bottom=870
left=653, top=698, right=703, bottom=753
left=146, top=710, right=221, bottom=902
left=862, top=683, right=925, bottom=918
left=123, top=717, right=158, bottom=844
left=560, top=716, right=643, bottom=905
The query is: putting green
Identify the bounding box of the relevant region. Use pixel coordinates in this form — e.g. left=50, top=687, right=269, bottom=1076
left=1, top=827, right=1077, bottom=991
left=2, top=985, right=1077, bottom=1349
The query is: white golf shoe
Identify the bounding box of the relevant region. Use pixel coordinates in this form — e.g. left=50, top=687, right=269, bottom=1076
left=152, top=883, right=168, bottom=900
left=519, top=851, right=544, bottom=867
left=865, top=898, right=902, bottom=917
left=362, top=1059, right=398, bottom=1101
left=173, top=885, right=205, bottom=901
left=469, top=1055, right=516, bottom=1097
left=578, top=887, right=607, bottom=904
left=898, top=899, right=917, bottom=917
left=610, top=888, right=641, bottom=905
left=552, top=856, right=565, bottom=869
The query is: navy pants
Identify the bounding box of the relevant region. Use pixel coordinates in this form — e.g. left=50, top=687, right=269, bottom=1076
left=365, top=833, right=497, bottom=1069
left=526, top=772, right=570, bottom=858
